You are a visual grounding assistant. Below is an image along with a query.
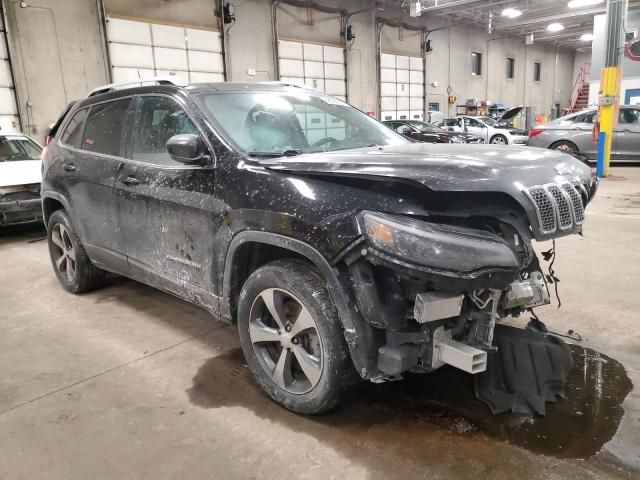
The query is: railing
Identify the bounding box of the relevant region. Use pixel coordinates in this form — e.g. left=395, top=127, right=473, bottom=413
left=568, top=63, right=591, bottom=113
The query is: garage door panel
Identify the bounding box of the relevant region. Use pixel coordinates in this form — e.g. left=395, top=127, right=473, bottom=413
left=381, top=68, right=396, bottom=83
left=409, top=56, right=423, bottom=71
left=0, top=60, right=13, bottom=87
left=397, top=97, right=410, bottom=110
left=279, top=58, right=304, bottom=77
left=304, top=60, right=324, bottom=78
left=303, top=43, right=323, bottom=61
left=112, top=67, right=155, bottom=83
left=279, top=40, right=303, bottom=60
left=187, top=28, right=222, bottom=53
left=151, top=24, right=186, bottom=49
left=409, top=97, right=423, bottom=110
left=396, top=83, right=409, bottom=97
left=108, top=18, right=151, bottom=45
left=325, top=79, right=345, bottom=96
left=0, top=39, right=7, bottom=60
left=189, top=71, right=224, bottom=83
left=381, top=83, right=396, bottom=97
left=409, top=70, right=423, bottom=84
left=324, top=62, right=344, bottom=80
left=110, top=43, right=154, bottom=68
left=155, top=70, right=189, bottom=82
left=189, top=50, right=224, bottom=73
left=323, top=46, right=343, bottom=63
left=305, top=77, right=325, bottom=92
left=397, top=111, right=410, bottom=120
left=381, top=53, right=395, bottom=69
left=410, top=84, right=423, bottom=97
left=396, top=56, right=410, bottom=69
left=381, top=97, right=396, bottom=111
left=155, top=47, right=188, bottom=70
left=0, top=115, right=19, bottom=130
left=0, top=88, right=17, bottom=114
left=280, top=76, right=305, bottom=86
left=396, top=69, right=410, bottom=83
left=410, top=110, right=424, bottom=120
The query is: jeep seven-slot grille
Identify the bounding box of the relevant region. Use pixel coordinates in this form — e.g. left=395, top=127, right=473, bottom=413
left=526, top=183, right=585, bottom=235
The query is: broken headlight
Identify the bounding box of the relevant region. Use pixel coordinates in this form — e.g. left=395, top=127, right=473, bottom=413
left=360, top=211, right=520, bottom=272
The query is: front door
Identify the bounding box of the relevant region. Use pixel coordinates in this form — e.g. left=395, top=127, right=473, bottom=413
left=613, top=107, right=640, bottom=160
left=116, top=94, right=220, bottom=313
left=464, top=117, right=488, bottom=141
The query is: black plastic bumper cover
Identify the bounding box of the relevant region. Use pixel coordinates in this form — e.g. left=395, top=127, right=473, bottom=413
left=474, top=324, right=572, bottom=416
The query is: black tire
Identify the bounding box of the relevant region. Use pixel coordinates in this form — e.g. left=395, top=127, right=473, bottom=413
left=47, top=209, right=105, bottom=293
left=550, top=140, right=578, bottom=154
left=489, top=134, right=508, bottom=145
left=237, top=260, right=356, bottom=414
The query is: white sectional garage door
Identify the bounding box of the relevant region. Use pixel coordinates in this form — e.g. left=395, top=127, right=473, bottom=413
left=106, top=17, right=224, bottom=84
left=380, top=53, right=424, bottom=121
left=278, top=40, right=346, bottom=101
left=0, top=14, right=19, bottom=130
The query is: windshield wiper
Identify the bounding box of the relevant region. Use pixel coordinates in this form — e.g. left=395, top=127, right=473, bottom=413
left=248, top=149, right=303, bottom=158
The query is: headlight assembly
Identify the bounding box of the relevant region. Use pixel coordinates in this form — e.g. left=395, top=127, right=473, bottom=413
left=360, top=211, right=519, bottom=273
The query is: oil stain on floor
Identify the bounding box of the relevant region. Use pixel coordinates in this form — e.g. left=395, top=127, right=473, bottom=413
left=188, top=343, right=634, bottom=477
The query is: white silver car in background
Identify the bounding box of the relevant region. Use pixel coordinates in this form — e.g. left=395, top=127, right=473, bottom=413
left=438, top=106, right=529, bottom=145
left=0, top=130, right=43, bottom=226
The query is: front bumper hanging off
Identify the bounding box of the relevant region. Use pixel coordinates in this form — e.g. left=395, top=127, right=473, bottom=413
left=0, top=197, right=43, bottom=225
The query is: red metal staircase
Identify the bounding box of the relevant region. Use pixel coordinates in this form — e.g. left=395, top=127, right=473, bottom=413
left=566, top=63, right=591, bottom=114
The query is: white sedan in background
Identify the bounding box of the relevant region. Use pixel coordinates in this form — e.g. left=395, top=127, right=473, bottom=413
left=0, top=130, right=43, bottom=226
left=438, top=106, right=529, bottom=145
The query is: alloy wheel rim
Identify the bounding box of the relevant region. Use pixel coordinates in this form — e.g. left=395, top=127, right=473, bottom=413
left=492, top=137, right=506, bottom=144
left=248, top=288, right=323, bottom=394
left=51, top=223, right=76, bottom=283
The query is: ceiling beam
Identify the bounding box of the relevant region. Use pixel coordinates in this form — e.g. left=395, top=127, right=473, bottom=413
left=493, top=5, right=607, bottom=30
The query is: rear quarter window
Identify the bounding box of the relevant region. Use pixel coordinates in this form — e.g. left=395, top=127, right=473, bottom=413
left=82, top=99, right=131, bottom=157
left=59, top=108, right=89, bottom=148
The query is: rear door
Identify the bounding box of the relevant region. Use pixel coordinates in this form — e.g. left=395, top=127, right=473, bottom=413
left=54, top=99, right=131, bottom=272
left=613, top=107, right=640, bottom=160
left=116, top=94, right=219, bottom=311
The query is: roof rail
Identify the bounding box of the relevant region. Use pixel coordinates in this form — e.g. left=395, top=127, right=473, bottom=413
left=89, top=76, right=189, bottom=97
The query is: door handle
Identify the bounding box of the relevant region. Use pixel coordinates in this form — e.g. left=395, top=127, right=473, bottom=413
left=63, top=162, right=76, bottom=172
left=119, top=175, right=140, bottom=186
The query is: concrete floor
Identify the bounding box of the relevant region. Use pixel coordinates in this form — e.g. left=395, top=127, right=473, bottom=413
left=1, top=168, right=639, bottom=480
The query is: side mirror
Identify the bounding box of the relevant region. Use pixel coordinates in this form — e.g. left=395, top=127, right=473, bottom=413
left=166, top=134, right=210, bottom=165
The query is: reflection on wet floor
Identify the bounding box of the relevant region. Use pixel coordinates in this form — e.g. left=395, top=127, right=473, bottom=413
left=188, top=343, right=633, bottom=474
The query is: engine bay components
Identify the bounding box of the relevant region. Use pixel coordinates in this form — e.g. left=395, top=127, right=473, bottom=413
left=503, top=271, right=550, bottom=309
left=432, top=326, right=487, bottom=374
left=414, top=292, right=464, bottom=324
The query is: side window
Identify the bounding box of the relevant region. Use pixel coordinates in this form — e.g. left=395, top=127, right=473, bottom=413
left=60, top=108, right=89, bottom=148
left=466, top=118, right=482, bottom=128
left=619, top=108, right=640, bottom=124
left=82, top=99, right=131, bottom=156
left=131, top=96, right=199, bottom=166
left=395, top=123, right=409, bottom=133
left=574, top=112, right=596, bottom=124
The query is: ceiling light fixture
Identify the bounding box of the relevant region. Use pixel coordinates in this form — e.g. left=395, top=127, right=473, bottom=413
left=568, top=0, right=604, bottom=8
left=501, top=7, right=522, bottom=18
left=580, top=33, right=594, bottom=41
left=547, top=23, right=565, bottom=32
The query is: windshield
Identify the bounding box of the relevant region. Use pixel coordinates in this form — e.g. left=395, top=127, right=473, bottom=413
left=199, top=90, right=408, bottom=156
left=0, top=136, right=42, bottom=162
left=479, top=117, right=495, bottom=126
left=408, top=121, right=443, bottom=133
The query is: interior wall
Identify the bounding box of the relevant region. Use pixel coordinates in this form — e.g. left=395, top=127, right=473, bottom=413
left=3, top=0, right=108, bottom=138
left=104, top=0, right=218, bottom=29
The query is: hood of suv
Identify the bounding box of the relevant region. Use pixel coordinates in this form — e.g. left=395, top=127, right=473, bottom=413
left=260, top=143, right=595, bottom=241
left=260, top=143, right=590, bottom=193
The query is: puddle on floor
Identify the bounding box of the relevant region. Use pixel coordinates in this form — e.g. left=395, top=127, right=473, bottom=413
left=188, top=343, right=633, bottom=469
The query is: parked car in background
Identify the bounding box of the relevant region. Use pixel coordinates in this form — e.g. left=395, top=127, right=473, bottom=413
left=426, top=110, right=445, bottom=125
left=384, top=120, right=483, bottom=144
left=438, top=106, right=529, bottom=145
left=0, top=130, right=43, bottom=226
left=527, top=106, right=640, bottom=162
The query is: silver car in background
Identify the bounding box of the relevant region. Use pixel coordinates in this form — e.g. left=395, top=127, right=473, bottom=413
left=527, top=106, right=640, bottom=162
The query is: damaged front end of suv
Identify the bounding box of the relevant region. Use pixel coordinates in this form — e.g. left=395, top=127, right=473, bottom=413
left=285, top=147, right=598, bottom=415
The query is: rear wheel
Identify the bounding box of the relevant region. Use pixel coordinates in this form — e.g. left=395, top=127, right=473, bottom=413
left=47, top=209, right=105, bottom=293
left=550, top=140, right=578, bottom=154
left=490, top=134, right=508, bottom=145
left=237, top=260, right=356, bottom=414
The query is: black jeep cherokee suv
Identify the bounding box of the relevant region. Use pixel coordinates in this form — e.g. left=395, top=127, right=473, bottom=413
left=42, top=80, right=597, bottom=415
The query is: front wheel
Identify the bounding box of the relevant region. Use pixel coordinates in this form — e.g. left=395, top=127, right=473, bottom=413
left=490, top=134, right=508, bottom=145
left=237, top=260, right=356, bottom=414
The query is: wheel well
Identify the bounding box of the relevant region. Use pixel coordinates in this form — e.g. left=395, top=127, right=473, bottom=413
left=550, top=139, right=578, bottom=151
left=42, top=197, right=64, bottom=227
left=227, top=241, right=312, bottom=322
left=490, top=134, right=507, bottom=142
